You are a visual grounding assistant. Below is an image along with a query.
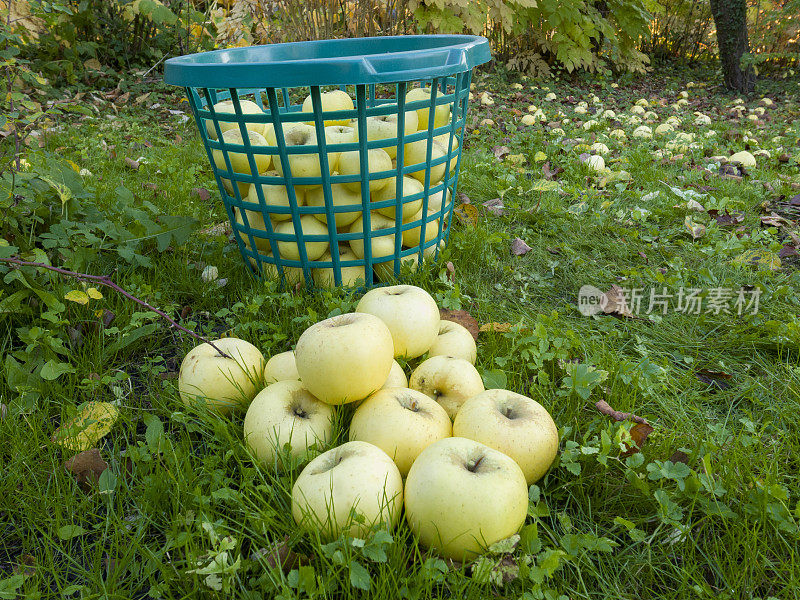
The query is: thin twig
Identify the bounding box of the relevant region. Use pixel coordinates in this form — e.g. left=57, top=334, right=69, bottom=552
left=0, top=256, right=231, bottom=358
left=595, top=399, right=649, bottom=425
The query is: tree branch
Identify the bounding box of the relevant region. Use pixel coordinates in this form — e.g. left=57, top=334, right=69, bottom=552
left=0, top=256, right=231, bottom=358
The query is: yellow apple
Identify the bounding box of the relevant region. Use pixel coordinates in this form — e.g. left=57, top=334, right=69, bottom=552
left=246, top=170, right=304, bottom=222
left=404, top=139, right=447, bottom=185
left=402, top=207, right=440, bottom=248
left=356, top=285, right=440, bottom=359
left=428, top=320, right=476, bottom=364
left=243, top=380, right=333, bottom=465
left=404, top=437, right=528, bottom=560
left=273, top=215, right=329, bottom=261
left=453, top=389, right=558, bottom=484
left=305, top=178, right=363, bottom=228
left=354, top=111, right=419, bottom=158
left=409, top=355, right=485, bottom=419
left=382, top=360, right=408, bottom=389
left=405, top=87, right=451, bottom=130
left=206, top=99, right=266, bottom=140
left=348, top=211, right=398, bottom=261
left=212, top=128, right=271, bottom=197
left=295, top=312, right=394, bottom=405
left=301, top=89, right=354, bottom=126
left=178, top=337, right=265, bottom=414
left=263, top=350, right=300, bottom=384
left=350, top=388, right=452, bottom=476
left=311, top=245, right=367, bottom=288
left=338, top=148, right=393, bottom=194
left=373, top=176, right=424, bottom=221
left=292, top=441, right=403, bottom=539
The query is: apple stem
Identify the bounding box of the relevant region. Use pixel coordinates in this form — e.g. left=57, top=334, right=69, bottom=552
left=0, top=256, right=232, bottom=359
left=466, top=456, right=484, bottom=472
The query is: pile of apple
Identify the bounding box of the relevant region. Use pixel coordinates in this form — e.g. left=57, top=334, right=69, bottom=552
left=205, top=88, right=459, bottom=286
left=177, top=285, right=558, bottom=561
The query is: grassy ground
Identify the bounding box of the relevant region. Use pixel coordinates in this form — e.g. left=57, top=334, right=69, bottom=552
left=2, top=67, right=800, bottom=599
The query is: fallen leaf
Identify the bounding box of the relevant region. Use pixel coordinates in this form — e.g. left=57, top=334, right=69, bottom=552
left=510, top=237, right=532, bottom=256
left=255, top=536, right=302, bottom=572
left=684, top=216, right=706, bottom=239
left=440, top=309, right=480, bottom=341
left=531, top=179, right=560, bottom=192
left=732, top=249, right=781, bottom=270
left=142, top=182, right=158, bottom=191
left=199, top=221, right=233, bottom=237
left=192, top=187, right=212, bottom=202
left=621, top=422, right=655, bottom=457
left=99, top=309, right=116, bottom=327
left=445, top=261, right=455, bottom=281
left=695, top=369, right=733, bottom=391
left=52, top=402, right=119, bottom=452
left=601, top=285, right=639, bottom=319
left=505, top=153, right=526, bottom=166
left=12, top=554, right=36, bottom=579
left=453, top=204, right=479, bottom=227
left=479, top=322, right=513, bottom=333
left=482, top=198, right=505, bottom=216
left=778, top=244, right=798, bottom=259
left=65, top=448, right=109, bottom=488
left=124, top=157, right=140, bottom=170
left=115, top=92, right=130, bottom=105
left=707, top=210, right=744, bottom=226
left=594, top=399, right=648, bottom=425
left=542, top=162, right=563, bottom=180
left=669, top=450, right=690, bottom=464
left=760, top=213, right=792, bottom=229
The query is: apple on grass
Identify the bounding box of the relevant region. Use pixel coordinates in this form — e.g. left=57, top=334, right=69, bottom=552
left=353, top=111, right=419, bottom=158
left=292, top=440, right=403, bottom=540
left=372, top=176, right=424, bottom=221
left=404, top=437, right=528, bottom=560
left=453, top=389, right=558, bottom=484
left=338, top=148, right=393, bottom=194
left=178, top=338, right=265, bottom=414
left=382, top=360, right=408, bottom=389
left=264, top=350, right=300, bottom=383
left=356, top=285, right=440, bottom=359
left=301, top=89, right=354, bottom=127
left=428, top=320, right=477, bottom=364
left=206, top=99, right=266, bottom=140
left=405, top=87, right=451, bottom=130
left=212, top=128, right=271, bottom=197
left=350, top=388, right=451, bottom=476
left=295, top=312, right=394, bottom=405
left=311, top=245, right=366, bottom=288
left=243, top=380, right=333, bottom=466
left=409, top=355, right=485, bottom=419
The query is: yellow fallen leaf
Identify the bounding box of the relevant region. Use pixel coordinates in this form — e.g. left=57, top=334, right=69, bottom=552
left=531, top=179, right=559, bottom=192
left=453, top=204, right=479, bottom=227
left=86, top=287, right=103, bottom=300
left=533, top=151, right=548, bottom=162
left=66, top=160, right=81, bottom=173
left=480, top=322, right=513, bottom=333
left=505, top=153, right=527, bottom=166
left=52, top=402, right=119, bottom=452
left=732, top=249, right=781, bottom=270
left=684, top=216, right=706, bottom=239
left=64, top=290, right=90, bottom=305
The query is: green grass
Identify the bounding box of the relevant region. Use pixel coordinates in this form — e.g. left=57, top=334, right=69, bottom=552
left=2, top=68, right=800, bottom=599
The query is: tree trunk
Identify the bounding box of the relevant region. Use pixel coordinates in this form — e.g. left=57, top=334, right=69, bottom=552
left=709, top=0, right=755, bottom=93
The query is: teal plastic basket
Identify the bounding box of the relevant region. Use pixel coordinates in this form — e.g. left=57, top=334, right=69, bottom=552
left=164, top=35, right=491, bottom=287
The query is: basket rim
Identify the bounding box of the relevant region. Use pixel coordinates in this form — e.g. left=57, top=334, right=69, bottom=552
left=164, top=34, right=491, bottom=88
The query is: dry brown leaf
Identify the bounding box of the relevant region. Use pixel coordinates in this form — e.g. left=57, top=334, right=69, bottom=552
left=482, top=198, right=505, bottom=216
left=595, top=399, right=648, bottom=425
left=492, top=145, right=511, bottom=160
left=440, top=309, right=480, bottom=341
left=199, top=221, right=233, bottom=237
left=255, top=535, right=303, bottom=572
left=621, top=422, right=655, bottom=457
left=695, top=369, right=733, bottom=391
left=669, top=450, right=690, bottom=464
left=601, top=285, right=639, bottom=319
left=124, top=157, right=140, bottom=170
left=445, top=261, right=455, bottom=281
left=12, top=554, right=36, bottom=579
left=191, top=187, right=212, bottom=202
left=510, top=237, right=532, bottom=256
left=453, top=204, right=479, bottom=227
left=65, top=448, right=109, bottom=488
left=707, top=210, right=744, bottom=226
